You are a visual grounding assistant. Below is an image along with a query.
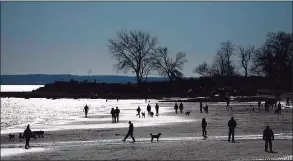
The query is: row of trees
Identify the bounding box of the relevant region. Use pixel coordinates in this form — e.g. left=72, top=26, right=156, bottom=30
left=108, top=30, right=292, bottom=90
left=194, top=31, right=292, bottom=81
left=108, top=30, right=187, bottom=83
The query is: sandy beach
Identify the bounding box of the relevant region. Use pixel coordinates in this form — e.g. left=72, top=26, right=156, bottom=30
left=1, top=100, right=292, bottom=160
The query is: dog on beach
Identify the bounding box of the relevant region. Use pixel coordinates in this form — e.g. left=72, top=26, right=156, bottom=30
left=150, top=112, right=154, bottom=117
left=150, top=133, right=162, bottom=142
left=142, top=112, right=145, bottom=118
left=185, top=111, right=190, bottom=116
left=32, top=131, right=44, bottom=138
left=8, top=134, right=15, bottom=141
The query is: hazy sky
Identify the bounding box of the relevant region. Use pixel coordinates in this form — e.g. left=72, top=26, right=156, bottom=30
left=1, top=2, right=292, bottom=77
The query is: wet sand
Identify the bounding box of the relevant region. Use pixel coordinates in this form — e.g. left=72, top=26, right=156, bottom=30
left=1, top=101, right=292, bottom=160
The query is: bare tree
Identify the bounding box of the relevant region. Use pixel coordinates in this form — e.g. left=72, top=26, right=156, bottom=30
left=152, top=47, right=188, bottom=81
left=108, top=30, right=157, bottom=84
left=238, top=45, right=255, bottom=78
left=193, top=62, right=213, bottom=77
left=217, top=41, right=237, bottom=76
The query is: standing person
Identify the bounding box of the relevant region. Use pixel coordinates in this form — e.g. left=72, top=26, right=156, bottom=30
left=228, top=117, right=237, bottom=143
left=258, top=100, right=261, bottom=112
left=115, top=107, right=120, bottom=122
left=263, top=126, right=274, bottom=152
left=155, top=103, right=159, bottom=116
left=200, top=101, right=203, bottom=113
left=174, top=103, right=179, bottom=114
left=277, top=102, right=282, bottom=114
left=147, top=104, right=151, bottom=115
left=179, top=102, right=184, bottom=114
left=136, top=106, right=141, bottom=118
left=23, top=125, right=33, bottom=149
left=111, top=108, right=116, bottom=123
left=226, top=98, right=230, bottom=110
left=122, top=121, right=136, bottom=143
left=286, top=97, right=290, bottom=106
left=202, top=118, right=207, bottom=139
left=83, top=104, right=89, bottom=118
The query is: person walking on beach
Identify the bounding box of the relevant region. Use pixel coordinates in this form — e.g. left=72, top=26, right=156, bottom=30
left=136, top=106, right=141, bottom=118
left=258, top=100, right=261, bottom=112
left=226, top=98, right=230, bottom=110
left=263, top=126, right=274, bottom=152
left=200, top=101, right=203, bottom=113
left=174, top=103, right=179, bottom=114
left=111, top=108, right=116, bottom=123
left=155, top=103, right=159, bottom=116
left=202, top=118, right=207, bottom=139
left=228, top=117, right=237, bottom=143
left=83, top=104, right=89, bottom=118
left=115, top=107, right=120, bottom=122
left=23, top=124, right=33, bottom=149
left=147, top=104, right=151, bottom=115
left=122, top=121, right=136, bottom=143
left=277, top=102, right=282, bottom=114
left=179, top=102, right=184, bottom=114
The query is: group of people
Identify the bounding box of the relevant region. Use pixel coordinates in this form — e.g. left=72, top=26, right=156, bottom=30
left=145, top=103, right=160, bottom=116
left=110, top=107, right=120, bottom=123
left=174, top=102, right=184, bottom=114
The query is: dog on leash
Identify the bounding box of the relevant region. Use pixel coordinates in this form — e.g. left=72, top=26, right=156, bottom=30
left=185, top=111, right=190, bottom=116
left=142, top=112, right=145, bottom=118
left=150, top=112, right=154, bottom=117
left=150, top=133, right=162, bottom=142
left=8, top=134, right=15, bottom=141
left=32, top=131, right=44, bottom=138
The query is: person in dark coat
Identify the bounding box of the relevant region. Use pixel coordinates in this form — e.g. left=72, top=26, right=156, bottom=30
left=179, top=102, right=184, bottom=114
left=111, top=108, right=116, bottom=123
left=263, top=126, right=274, bottom=152
left=115, top=107, right=120, bottom=122
left=200, top=101, right=203, bottom=113
left=258, top=100, right=261, bottom=112
left=155, top=103, right=159, bottom=116
left=147, top=104, right=151, bottom=115
left=174, top=103, right=179, bottom=114
left=122, top=121, right=135, bottom=142
left=202, top=118, right=207, bottom=139
left=23, top=125, right=33, bottom=149
left=228, top=117, right=237, bottom=142
left=83, top=104, right=89, bottom=118
left=277, top=102, right=282, bottom=114
left=136, top=106, right=141, bottom=118
left=226, top=98, right=230, bottom=110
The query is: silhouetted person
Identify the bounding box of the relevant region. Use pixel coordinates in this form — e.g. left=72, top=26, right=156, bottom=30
left=286, top=97, right=290, bottom=106
left=83, top=104, right=89, bottom=118
left=258, top=100, right=261, bottom=112
left=111, top=108, right=116, bottom=123
left=136, top=106, right=141, bottom=118
left=228, top=117, right=237, bottom=142
left=155, top=103, right=159, bottom=115
left=179, top=102, right=184, bottom=114
left=122, top=121, right=135, bottom=142
left=204, top=104, right=209, bottom=113
left=252, top=106, right=255, bottom=111
left=226, top=98, right=230, bottom=110
left=277, top=102, right=281, bottom=114
left=115, top=107, right=120, bottom=122
left=147, top=104, right=151, bottom=115
left=174, top=103, right=179, bottom=114
left=202, top=118, right=207, bottom=139
left=23, top=125, right=32, bottom=149
left=265, top=101, right=269, bottom=112
left=200, top=101, right=203, bottom=113
left=263, top=126, right=274, bottom=152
